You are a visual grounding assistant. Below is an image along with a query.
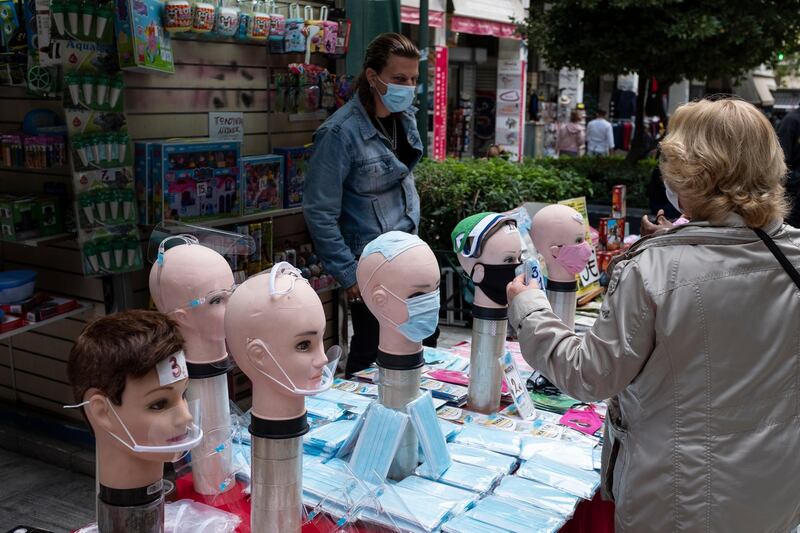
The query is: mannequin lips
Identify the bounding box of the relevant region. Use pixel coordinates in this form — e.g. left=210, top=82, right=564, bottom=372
left=167, top=431, right=189, bottom=443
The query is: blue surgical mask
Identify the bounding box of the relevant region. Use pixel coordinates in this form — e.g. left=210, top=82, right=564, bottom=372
left=378, top=287, right=440, bottom=342
left=407, top=392, right=451, bottom=479
left=375, top=76, right=416, bottom=113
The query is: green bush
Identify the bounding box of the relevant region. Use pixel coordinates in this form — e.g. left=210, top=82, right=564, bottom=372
left=414, top=157, right=593, bottom=249
left=536, top=156, right=658, bottom=209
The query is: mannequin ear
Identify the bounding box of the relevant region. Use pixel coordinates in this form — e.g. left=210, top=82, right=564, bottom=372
left=245, top=340, right=270, bottom=374
left=171, top=308, right=189, bottom=328
left=471, top=264, right=485, bottom=284
left=84, top=390, right=114, bottom=434
left=550, top=245, right=561, bottom=259
left=370, top=288, right=387, bottom=309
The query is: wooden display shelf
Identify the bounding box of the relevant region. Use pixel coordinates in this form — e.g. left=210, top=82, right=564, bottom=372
left=11, top=232, right=76, bottom=248
left=198, top=207, right=304, bottom=228
left=0, top=301, right=92, bottom=342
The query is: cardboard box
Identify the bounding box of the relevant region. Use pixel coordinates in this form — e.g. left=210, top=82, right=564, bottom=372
left=113, top=0, right=175, bottom=74
left=0, top=314, right=25, bottom=333
left=274, top=146, right=312, bottom=208
left=612, top=184, right=627, bottom=219
left=0, top=194, right=62, bottom=242
left=0, top=292, right=48, bottom=315
left=134, top=142, right=154, bottom=225
left=241, top=155, right=283, bottom=215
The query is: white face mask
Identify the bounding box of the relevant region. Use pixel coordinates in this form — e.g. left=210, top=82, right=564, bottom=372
left=247, top=340, right=342, bottom=396
left=664, top=181, right=681, bottom=213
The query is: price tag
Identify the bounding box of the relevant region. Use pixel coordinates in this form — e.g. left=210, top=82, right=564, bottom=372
left=196, top=181, right=208, bottom=197
left=499, top=351, right=536, bottom=421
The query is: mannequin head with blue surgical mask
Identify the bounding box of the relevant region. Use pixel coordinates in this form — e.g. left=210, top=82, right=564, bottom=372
left=357, top=232, right=441, bottom=355
left=356, top=32, right=420, bottom=118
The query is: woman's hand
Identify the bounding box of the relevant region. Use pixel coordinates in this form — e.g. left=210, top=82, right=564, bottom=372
left=507, top=273, right=540, bottom=305
left=345, top=283, right=362, bottom=303
left=641, top=209, right=674, bottom=236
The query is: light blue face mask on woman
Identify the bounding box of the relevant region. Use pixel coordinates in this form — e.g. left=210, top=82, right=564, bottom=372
left=376, top=76, right=416, bottom=113
left=379, top=286, right=441, bottom=342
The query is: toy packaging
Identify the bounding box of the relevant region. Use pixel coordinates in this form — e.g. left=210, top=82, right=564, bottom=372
left=241, top=154, right=283, bottom=215
left=0, top=194, right=63, bottom=242
left=274, top=145, right=311, bottom=208
left=113, top=0, right=175, bottom=74
left=149, top=140, right=241, bottom=223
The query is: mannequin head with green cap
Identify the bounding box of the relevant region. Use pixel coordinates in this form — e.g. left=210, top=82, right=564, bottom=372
left=452, top=212, right=522, bottom=309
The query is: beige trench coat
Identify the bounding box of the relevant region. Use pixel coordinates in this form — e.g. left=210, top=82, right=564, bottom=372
left=510, top=215, right=800, bottom=532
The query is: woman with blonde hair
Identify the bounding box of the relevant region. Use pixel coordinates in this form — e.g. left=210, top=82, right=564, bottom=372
left=508, top=98, right=800, bottom=532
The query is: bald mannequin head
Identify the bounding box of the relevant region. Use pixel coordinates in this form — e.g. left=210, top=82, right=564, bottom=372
left=149, top=243, right=234, bottom=364
left=531, top=204, right=590, bottom=282
left=225, top=269, right=328, bottom=420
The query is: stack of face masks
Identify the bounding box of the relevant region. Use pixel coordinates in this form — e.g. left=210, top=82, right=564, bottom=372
left=452, top=422, right=523, bottom=456
left=520, top=436, right=596, bottom=471
left=303, top=419, right=358, bottom=458
left=415, top=460, right=502, bottom=495
left=446, top=443, right=518, bottom=475
left=360, top=482, right=458, bottom=533
left=423, top=347, right=470, bottom=372
left=349, top=403, right=409, bottom=484
left=407, top=392, right=451, bottom=479
left=448, top=495, right=566, bottom=533
left=394, top=475, right=478, bottom=514
left=439, top=419, right=462, bottom=441
left=419, top=378, right=468, bottom=405
left=494, top=476, right=581, bottom=517
left=441, top=514, right=510, bottom=533
left=516, top=456, right=601, bottom=499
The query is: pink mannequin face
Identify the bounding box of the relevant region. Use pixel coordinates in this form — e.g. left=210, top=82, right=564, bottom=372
left=225, top=271, right=328, bottom=420
left=357, top=244, right=439, bottom=355
left=84, top=370, right=193, bottom=464
left=149, top=244, right=234, bottom=363
left=456, top=221, right=522, bottom=309
left=531, top=204, right=589, bottom=282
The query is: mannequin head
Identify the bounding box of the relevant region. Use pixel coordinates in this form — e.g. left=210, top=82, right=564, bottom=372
left=357, top=232, right=440, bottom=355
left=452, top=213, right=522, bottom=308
left=67, top=310, right=196, bottom=489
left=225, top=266, right=329, bottom=420
left=149, top=240, right=235, bottom=364
left=531, top=204, right=592, bottom=282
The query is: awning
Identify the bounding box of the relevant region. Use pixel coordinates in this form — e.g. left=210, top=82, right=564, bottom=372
left=450, top=0, right=524, bottom=38
left=735, top=74, right=776, bottom=108
left=401, top=6, right=445, bottom=28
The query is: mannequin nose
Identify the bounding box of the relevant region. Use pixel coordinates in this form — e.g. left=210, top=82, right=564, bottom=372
left=312, top=348, right=328, bottom=369
left=175, top=400, right=194, bottom=427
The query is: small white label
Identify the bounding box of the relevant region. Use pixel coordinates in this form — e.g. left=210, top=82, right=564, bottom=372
left=156, top=351, right=188, bottom=386
left=499, top=351, right=536, bottom=421
left=209, top=112, right=244, bottom=141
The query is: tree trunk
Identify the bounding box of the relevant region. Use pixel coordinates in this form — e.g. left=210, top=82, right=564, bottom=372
left=625, top=73, right=649, bottom=164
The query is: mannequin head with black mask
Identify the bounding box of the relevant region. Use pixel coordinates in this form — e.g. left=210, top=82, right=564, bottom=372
left=452, top=213, right=522, bottom=308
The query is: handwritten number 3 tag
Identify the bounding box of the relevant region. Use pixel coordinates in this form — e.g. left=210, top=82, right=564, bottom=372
left=157, top=351, right=188, bottom=385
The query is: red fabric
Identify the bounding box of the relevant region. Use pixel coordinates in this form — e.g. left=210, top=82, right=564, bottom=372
left=175, top=473, right=615, bottom=533
left=450, top=15, right=520, bottom=39
left=400, top=6, right=445, bottom=28
left=622, top=122, right=633, bottom=151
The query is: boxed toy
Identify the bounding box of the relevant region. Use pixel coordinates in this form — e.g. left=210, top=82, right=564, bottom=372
left=151, top=140, right=241, bottom=223
left=241, top=154, right=283, bottom=214
left=0, top=194, right=62, bottom=242
left=274, top=146, right=311, bottom=208
left=113, top=0, right=175, bottom=74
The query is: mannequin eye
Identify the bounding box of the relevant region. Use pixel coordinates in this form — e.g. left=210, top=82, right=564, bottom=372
left=148, top=399, right=168, bottom=411
left=503, top=255, right=520, bottom=263
left=208, top=295, right=224, bottom=305
left=296, top=340, right=311, bottom=352
left=408, top=291, right=425, bottom=298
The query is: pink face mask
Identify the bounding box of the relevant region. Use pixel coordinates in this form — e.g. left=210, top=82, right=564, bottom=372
left=553, top=242, right=593, bottom=275
left=560, top=405, right=603, bottom=436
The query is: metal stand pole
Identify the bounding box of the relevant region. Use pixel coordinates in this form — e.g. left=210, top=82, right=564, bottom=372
left=468, top=306, right=507, bottom=414
left=378, top=364, right=422, bottom=480
left=546, top=280, right=578, bottom=331
left=97, top=493, right=164, bottom=533
left=187, top=373, right=234, bottom=495
left=251, top=436, right=303, bottom=533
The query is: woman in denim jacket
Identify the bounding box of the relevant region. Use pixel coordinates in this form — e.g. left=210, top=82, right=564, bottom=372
left=303, top=33, right=427, bottom=376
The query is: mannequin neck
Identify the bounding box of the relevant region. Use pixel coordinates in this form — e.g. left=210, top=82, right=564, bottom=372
left=182, top=333, right=227, bottom=365
left=96, top=438, right=163, bottom=490
left=250, top=382, right=305, bottom=421
left=543, top=261, right=578, bottom=284
left=473, top=287, right=506, bottom=309
left=377, top=324, right=423, bottom=355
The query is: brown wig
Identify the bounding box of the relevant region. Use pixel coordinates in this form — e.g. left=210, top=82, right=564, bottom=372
left=67, top=310, right=184, bottom=405
left=356, top=32, right=420, bottom=117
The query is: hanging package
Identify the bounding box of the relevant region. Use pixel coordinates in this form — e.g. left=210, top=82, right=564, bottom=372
left=267, top=0, right=285, bottom=53
left=283, top=3, right=305, bottom=53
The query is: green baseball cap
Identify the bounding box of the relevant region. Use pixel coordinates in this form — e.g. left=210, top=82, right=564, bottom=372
left=451, top=212, right=516, bottom=258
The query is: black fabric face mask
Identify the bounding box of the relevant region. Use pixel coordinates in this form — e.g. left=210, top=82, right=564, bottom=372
left=471, top=262, right=522, bottom=306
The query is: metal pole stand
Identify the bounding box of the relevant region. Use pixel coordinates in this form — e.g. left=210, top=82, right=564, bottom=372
left=97, top=488, right=164, bottom=533
left=545, top=280, right=578, bottom=331
left=249, top=414, right=309, bottom=533
left=377, top=351, right=424, bottom=480
left=468, top=306, right=507, bottom=414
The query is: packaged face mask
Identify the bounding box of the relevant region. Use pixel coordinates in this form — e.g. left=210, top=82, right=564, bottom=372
left=494, top=476, right=581, bottom=517
left=520, top=436, right=596, bottom=471
left=441, top=514, right=510, bottom=533
left=303, top=419, right=358, bottom=457
left=395, top=475, right=478, bottom=513
left=313, top=387, right=374, bottom=414
left=439, top=419, right=462, bottom=441
left=361, top=482, right=455, bottom=533
left=407, top=392, right=451, bottom=479
left=559, top=405, right=603, bottom=436
left=419, top=379, right=468, bottom=404
left=423, top=347, right=470, bottom=372
left=439, top=406, right=519, bottom=430
left=305, top=396, right=347, bottom=421
left=516, top=456, right=601, bottom=499
left=416, top=460, right=501, bottom=494
left=447, top=443, right=518, bottom=475
left=462, top=495, right=566, bottom=533
left=332, top=378, right=379, bottom=397
left=452, top=422, right=523, bottom=456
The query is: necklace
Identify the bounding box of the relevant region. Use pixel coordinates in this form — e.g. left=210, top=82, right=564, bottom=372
left=375, top=116, right=397, bottom=153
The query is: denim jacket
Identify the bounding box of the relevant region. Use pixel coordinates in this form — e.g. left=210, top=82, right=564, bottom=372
left=303, top=97, right=423, bottom=288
